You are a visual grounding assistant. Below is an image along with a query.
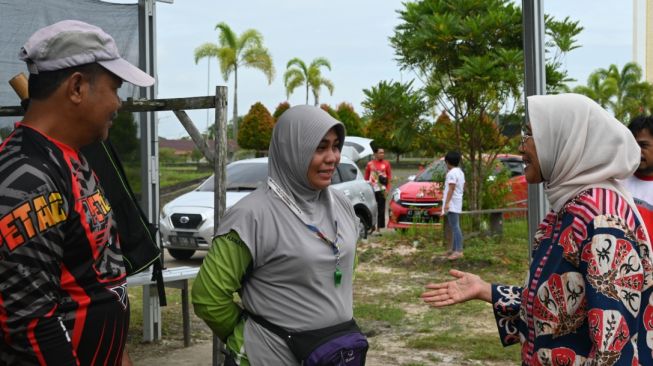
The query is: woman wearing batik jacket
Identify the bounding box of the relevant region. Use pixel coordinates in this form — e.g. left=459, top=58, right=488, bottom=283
left=421, top=93, right=653, bottom=365
left=192, top=105, right=359, bottom=365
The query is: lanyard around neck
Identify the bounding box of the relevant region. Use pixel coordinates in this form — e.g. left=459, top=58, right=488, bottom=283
left=267, top=177, right=343, bottom=286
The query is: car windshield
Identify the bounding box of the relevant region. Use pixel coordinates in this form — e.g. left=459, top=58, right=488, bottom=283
left=343, top=141, right=365, bottom=154
left=415, top=161, right=447, bottom=182
left=197, top=162, right=268, bottom=192
left=500, top=158, right=524, bottom=177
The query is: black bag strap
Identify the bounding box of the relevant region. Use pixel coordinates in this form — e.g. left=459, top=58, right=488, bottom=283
left=243, top=309, right=362, bottom=361
left=242, top=309, right=292, bottom=342
left=82, top=139, right=166, bottom=305
left=152, top=260, right=166, bottom=306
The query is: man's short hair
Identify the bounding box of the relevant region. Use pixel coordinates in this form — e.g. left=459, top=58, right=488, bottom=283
left=28, top=63, right=105, bottom=100
left=629, top=115, right=653, bottom=136
left=445, top=151, right=461, bottom=167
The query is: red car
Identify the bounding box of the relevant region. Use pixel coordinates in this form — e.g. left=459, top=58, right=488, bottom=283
left=388, top=154, right=527, bottom=229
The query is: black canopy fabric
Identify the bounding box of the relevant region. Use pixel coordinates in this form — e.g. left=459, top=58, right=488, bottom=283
left=0, top=0, right=141, bottom=127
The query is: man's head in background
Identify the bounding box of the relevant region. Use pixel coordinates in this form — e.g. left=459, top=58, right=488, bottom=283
left=19, top=20, right=154, bottom=148
left=629, top=115, right=653, bottom=176
left=444, top=151, right=461, bottom=169
left=373, top=147, right=385, bottom=161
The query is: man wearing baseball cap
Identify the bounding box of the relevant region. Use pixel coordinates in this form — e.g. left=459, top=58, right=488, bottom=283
left=0, top=20, right=154, bottom=365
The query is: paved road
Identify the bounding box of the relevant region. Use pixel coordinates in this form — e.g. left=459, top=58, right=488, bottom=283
left=161, top=248, right=206, bottom=269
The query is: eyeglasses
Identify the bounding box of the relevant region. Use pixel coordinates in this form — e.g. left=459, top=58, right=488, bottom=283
left=520, top=129, right=533, bottom=146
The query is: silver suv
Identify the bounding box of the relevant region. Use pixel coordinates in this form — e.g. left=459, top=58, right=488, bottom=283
left=159, top=156, right=377, bottom=260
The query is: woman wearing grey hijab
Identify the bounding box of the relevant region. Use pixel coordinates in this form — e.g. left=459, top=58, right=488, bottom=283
left=192, top=105, right=363, bottom=365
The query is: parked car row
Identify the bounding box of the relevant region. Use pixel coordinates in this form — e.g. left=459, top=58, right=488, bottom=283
left=159, top=155, right=378, bottom=259
left=388, top=154, right=527, bottom=229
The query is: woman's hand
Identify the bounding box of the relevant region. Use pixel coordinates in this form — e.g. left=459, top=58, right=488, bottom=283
left=421, top=269, right=492, bottom=307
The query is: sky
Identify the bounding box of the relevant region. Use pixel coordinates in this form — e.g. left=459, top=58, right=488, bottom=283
left=147, top=0, right=633, bottom=139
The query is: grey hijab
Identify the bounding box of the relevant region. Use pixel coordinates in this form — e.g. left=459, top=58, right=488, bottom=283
left=216, top=104, right=346, bottom=244
left=268, top=105, right=345, bottom=221
left=214, top=106, right=355, bottom=364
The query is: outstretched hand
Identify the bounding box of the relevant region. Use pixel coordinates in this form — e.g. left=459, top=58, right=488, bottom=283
left=421, top=269, right=491, bottom=307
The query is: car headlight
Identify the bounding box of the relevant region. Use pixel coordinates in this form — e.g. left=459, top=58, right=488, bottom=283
left=392, top=189, right=401, bottom=202
left=159, top=208, right=168, bottom=220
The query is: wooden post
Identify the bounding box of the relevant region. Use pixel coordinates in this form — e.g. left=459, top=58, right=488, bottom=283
left=214, top=86, right=228, bottom=219
left=212, top=85, right=228, bottom=366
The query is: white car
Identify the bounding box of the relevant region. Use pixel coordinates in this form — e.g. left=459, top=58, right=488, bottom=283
left=159, top=156, right=377, bottom=259
left=343, top=136, right=374, bottom=160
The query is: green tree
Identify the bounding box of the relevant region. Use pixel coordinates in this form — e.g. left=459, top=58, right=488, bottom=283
left=272, top=101, right=291, bottom=120
left=194, top=22, right=275, bottom=141
left=335, top=102, right=364, bottom=136
left=417, top=111, right=454, bottom=158
left=206, top=119, right=236, bottom=141
left=319, top=104, right=339, bottom=119
left=109, top=111, right=139, bottom=161
left=238, top=102, right=275, bottom=155
left=190, top=148, right=203, bottom=162
left=362, top=80, right=428, bottom=162
left=159, top=147, right=178, bottom=164
left=390, top=0, right=581, bottom=212
left=574, top=62, right=653, bottom=123
left=572, top=72, right=616, bottom=108
left=283, top=57, right=334, bottom=106
left=544, top=15, right=584, bottom=92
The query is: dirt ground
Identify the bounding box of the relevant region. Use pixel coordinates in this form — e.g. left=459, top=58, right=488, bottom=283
left=129, top=232, right=513, bottom=366
left=130, top=332, right=508, bottom=366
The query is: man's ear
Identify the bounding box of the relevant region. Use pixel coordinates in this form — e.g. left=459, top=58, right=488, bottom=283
left=66, top=72, right=86, bottom=104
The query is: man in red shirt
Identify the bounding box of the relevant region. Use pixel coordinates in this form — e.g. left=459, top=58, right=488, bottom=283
left=623, top=115, right=653, bottom=238
left=365, top=147, right=392, bottom=234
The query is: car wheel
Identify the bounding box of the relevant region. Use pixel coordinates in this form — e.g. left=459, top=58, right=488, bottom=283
left=356, top=212, right=368, bottom=240
left=168, top=248, right=196, bottom=260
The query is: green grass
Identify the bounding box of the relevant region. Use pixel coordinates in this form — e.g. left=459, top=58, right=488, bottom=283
left=354, top=303, right=407, bottom=326
left=122, top=163, right=212, bottom=195
left=354, top=218, right=529, bottom=364
left=159, top=165, right=211, bottom=189
left=406, top=334, right=521, bottom=362
left=126, top=279, right=214, bottom=360
left=126, top=217, right=530, bottom=364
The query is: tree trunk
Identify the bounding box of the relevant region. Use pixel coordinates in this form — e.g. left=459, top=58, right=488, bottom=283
left=305, top=83, right=309, bottom=105
left=233, top=67, right=239, bottom=144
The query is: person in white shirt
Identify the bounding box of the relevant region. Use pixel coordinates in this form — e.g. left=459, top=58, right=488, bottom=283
left=622, top=115, right=653, bottom=235
left=442, top=151, right=465, bottom=260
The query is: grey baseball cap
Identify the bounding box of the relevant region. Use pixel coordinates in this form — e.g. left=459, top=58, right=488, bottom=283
left=19, top=19, right=155, bottom=87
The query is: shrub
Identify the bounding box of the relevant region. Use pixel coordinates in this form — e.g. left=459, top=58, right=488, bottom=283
left=238, top=102, right=275, bottom=153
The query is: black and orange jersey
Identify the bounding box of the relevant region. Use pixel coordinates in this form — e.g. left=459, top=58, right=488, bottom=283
left=0, top=124, right=128, bottom=365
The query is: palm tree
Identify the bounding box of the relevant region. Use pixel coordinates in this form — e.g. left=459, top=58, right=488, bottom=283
left=573, top=62, right=653, bottom=123
left=283, top=57, right=334, bottom=106
left=194, top=22, right=275, bottom=141
left=572, top=71, right=616, bottom=109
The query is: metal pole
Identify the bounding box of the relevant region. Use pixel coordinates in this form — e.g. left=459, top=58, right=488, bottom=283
left=522, top=0, right=549, bottom=256
left=206, top=57, right=211, bottom=137
left=212, top=85, right=228, bottom=365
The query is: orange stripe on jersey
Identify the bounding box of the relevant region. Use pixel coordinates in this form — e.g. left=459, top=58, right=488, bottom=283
left=27, top=317, right=47, bottom=366
left=0, top=293, right=12, bottom=346
left=60, top=265, right=89, bottom=351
